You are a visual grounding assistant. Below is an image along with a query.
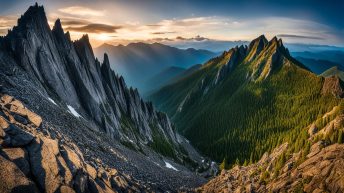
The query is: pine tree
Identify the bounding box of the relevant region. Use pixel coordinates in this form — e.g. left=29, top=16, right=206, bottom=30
left=243, top=159, right=248, bottom=166
left=219, top=158, right=228, bottom=170
left=235, top=158, right=240, bottom=166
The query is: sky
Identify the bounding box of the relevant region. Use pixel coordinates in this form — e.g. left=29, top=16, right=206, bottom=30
left=0, top=0, right=343, bottom=49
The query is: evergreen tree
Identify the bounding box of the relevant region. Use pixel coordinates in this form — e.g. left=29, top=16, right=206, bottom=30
left=219, top=158, right=228, bottom=170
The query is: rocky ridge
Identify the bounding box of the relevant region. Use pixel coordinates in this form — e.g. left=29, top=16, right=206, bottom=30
left=0, top=94, right=152, bottom=193
left=0, top=3, right=207, bottom=192
left=0, top=3, right=195, bottom=161
left=198, top=107, right=344, bottom=193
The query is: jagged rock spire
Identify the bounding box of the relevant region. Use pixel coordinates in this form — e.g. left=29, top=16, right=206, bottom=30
left=246, top=34, right=268, bottom=61
left=52, top=19, right=63, bottom=34
left=103, top=53, right=110, bottom=67
left=15, top=3, right=48, bottom=32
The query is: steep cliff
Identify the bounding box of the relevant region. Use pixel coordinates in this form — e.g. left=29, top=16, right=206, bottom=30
left=0, top=3, right=206, bottom=192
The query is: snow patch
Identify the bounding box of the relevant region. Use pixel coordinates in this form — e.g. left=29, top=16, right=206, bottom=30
left=164, top=161, right=179, bottom=171
left=67, top=105, right=81, bottom=118
left=47, top=97, right=57, bottom=105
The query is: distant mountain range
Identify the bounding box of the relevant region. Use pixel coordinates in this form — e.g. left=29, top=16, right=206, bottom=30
left=292, top=50, right=344, bottom=67
left=163, top=39, right=344, bottom=53
left=94, top=42, right=216, bottom=94
left=149, top=35, right=343, bottom=166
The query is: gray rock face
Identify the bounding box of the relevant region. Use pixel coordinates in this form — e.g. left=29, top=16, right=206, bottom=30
left=0, top=4, right=206, bottom=192
left=1, top=3, right=180, bottom=152
left=4, top=124, right=34, bottom=147
left=0, top=94, right=154, bottom=193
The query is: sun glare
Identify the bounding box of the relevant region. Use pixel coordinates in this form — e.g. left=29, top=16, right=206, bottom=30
left=96, top=33, right=111, bottom=41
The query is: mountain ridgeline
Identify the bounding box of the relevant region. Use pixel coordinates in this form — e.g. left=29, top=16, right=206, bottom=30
left=0, top=4, right=211, bottom=192
left=1, top=4, right=177, bottom=149
left=150, top=35, right=343, bottom=165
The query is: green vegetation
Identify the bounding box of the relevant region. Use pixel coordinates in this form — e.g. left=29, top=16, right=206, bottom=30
left=148, top=123, right=177, bottom=159
left=150, top=39, right=341, bottom=166
left=219, top=158, right=229, bottom=170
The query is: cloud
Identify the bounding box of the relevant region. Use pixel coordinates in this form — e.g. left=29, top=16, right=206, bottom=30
left=152, top=37, right=174, bottom=42
left=0, top=28, right=8, bottom=35
left=65, top=23, right=122, bottom=33
left=0, top=15, right=17, bottom=35
left=151, top=31, right=176, bottom=35
left=146, top=24, right=162, bottom=27
left=176, top=36, right=186, bottom=40
left=277, top=34, right=324, bottom=40
left=161, top=17, right=217, bottom=27
left=61, top=19, right=90, bottom=26
left=176, top=35, right=209, bottom=41
left=58, top=6, right=104, bottom=17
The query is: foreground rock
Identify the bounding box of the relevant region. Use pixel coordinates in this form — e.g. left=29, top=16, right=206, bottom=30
left=0, top=3, right=207, bottom=192
left=0, top=94, right=152, bottom=193
left=198, top=112, right=344, bottom=193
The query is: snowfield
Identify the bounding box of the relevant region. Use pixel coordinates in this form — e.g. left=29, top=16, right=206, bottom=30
left=164, top=161, right=179, bottom=171
left=48, top=97, right=57, bottom=105
left=67, top=105, right=82, bottom=118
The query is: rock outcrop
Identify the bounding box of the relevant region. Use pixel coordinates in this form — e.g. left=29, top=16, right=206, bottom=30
left=0, top=94, right=151, bottom=193
left=198, top=109, right=344, bottom=193
left=0, top=3, right=189, bottom=160
left=0, top=3, right=206, bottom=192
left=322, top=76, right=344, bottom=98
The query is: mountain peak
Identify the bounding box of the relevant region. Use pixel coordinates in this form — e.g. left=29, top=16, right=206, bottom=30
left=52, top=19, right=63, bottom=32
left=17, top=3, right=46, bottom=27
left=74, top=34, right=92, bottom=51
left=52, top=19, right=65, bottom=39
left=103, top=53, right=110, bottom=67
left=246, top=34, right=268, bottom=61
left=80, top=34, right=90, bottom=43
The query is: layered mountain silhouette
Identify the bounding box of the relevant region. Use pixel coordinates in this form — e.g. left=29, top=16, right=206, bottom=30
left=0, top=4, right=210, bottom=192
left=94, top=42, right=216, bottom=94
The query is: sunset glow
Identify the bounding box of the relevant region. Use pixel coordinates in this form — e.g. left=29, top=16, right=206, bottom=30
left=0, top=0, right=343, bottom=48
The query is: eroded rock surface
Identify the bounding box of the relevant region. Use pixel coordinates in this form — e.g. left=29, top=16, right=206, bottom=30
left=0, top=3, right=206, bottom=192
left=0, top=94, right=153, bottom=193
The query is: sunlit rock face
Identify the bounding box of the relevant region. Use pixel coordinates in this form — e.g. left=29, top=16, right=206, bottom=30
left=0, top=4, right=207, bottom=192
left=1, top=3, right=180, bottom=148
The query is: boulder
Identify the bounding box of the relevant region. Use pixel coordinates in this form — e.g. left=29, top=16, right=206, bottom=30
left=13, top=114, right=29, bottom=125
left=1, top=95, right=13, bottom=105
left=0, top=154, right=39, bottom=193
left=27, top=137, right=63, bottom=193
left=112, top=176, right=128, bottom=190
left=88, top=178, right=116, bottom=193
left=1, top=148, right=31, bottom=176
left=4, top=124, right=34, bottom=147
left=6, top=99, right=42, bottom=127
left=86, top=163, right=97, bottom=179
left=0, top=115, right=9, bottom=130
left=58, top=185, right=76, bottom=193
left=60, top=145, right=83, bottom=174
